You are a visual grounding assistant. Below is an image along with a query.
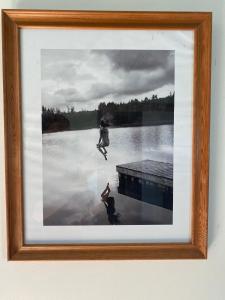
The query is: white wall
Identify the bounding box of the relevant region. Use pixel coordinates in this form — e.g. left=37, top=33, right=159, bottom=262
left=0, top=0, right=225, bottom=299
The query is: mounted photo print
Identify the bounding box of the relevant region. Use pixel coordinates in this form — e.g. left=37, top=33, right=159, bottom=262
left=41, top=49, right=174, bottom=226
left=2, top=10, right=211, bottom=260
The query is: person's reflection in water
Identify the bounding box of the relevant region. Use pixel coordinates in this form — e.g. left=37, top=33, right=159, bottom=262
left=101, top=183, right=120, bottom=225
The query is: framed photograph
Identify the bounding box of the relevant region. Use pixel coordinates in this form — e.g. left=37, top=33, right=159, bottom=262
left=2, top=10, right=211, bottom=260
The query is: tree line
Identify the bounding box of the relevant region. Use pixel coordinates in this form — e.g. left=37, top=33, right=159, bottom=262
left=42, top=93, right=174, bottom=133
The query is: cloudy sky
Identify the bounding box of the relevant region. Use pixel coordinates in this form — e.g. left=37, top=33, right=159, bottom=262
left=41, top=49, right=174, bottom=111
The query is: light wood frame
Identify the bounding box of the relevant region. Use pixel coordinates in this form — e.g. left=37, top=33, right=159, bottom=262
left=2, top=9, right=212, bottom=260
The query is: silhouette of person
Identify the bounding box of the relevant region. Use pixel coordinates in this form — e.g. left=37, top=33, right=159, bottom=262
left=101, top=183, right=120, bottom=225
left=97, top=120, right=109, bottom=160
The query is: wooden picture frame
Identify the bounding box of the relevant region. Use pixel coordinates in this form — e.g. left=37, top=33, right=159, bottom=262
left=2, top=9, right=211, bottom=260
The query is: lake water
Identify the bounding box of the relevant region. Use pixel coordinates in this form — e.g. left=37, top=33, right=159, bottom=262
left=43, top=125, right=173, bottom=225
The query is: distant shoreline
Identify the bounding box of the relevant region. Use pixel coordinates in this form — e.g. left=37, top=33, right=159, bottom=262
left=42, top=94, right=174, bottom=134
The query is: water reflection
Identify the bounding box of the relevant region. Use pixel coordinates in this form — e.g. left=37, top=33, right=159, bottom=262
left=101, top=183, right=120, bottom=225
left=43, top=126, right=173, bottom=225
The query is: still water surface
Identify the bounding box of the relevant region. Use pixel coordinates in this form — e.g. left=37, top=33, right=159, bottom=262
left=43, top=125, right=173, bottom=225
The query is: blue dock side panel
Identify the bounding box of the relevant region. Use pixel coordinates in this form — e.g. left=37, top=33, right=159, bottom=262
left=116, top=160, right=173, bottom=210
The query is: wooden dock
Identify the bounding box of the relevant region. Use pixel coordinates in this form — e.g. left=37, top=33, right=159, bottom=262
left=116, top=160, right=173, bottom=210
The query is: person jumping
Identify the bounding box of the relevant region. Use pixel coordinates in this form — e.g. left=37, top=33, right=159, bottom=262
left=97, top=120, right=110, bottom=160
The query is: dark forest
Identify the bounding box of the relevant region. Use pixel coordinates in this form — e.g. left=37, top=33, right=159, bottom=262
left=42, top=93, right=174, bottom=133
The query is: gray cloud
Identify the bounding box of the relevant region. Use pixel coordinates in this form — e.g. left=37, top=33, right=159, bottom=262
left=88, top=50, right=174, bottom=98
left=55, top=88, right=80, bottom=101
left=41, top=49, right=174, bottom=110
left=95, top=50, right=173, bottom=72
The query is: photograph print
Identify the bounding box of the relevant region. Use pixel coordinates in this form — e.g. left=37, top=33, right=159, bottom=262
left=41, top=49, right=174, bottom=226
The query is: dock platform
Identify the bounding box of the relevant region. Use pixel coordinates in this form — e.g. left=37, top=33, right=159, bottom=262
left=116, top=160, right=173, bottom=210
